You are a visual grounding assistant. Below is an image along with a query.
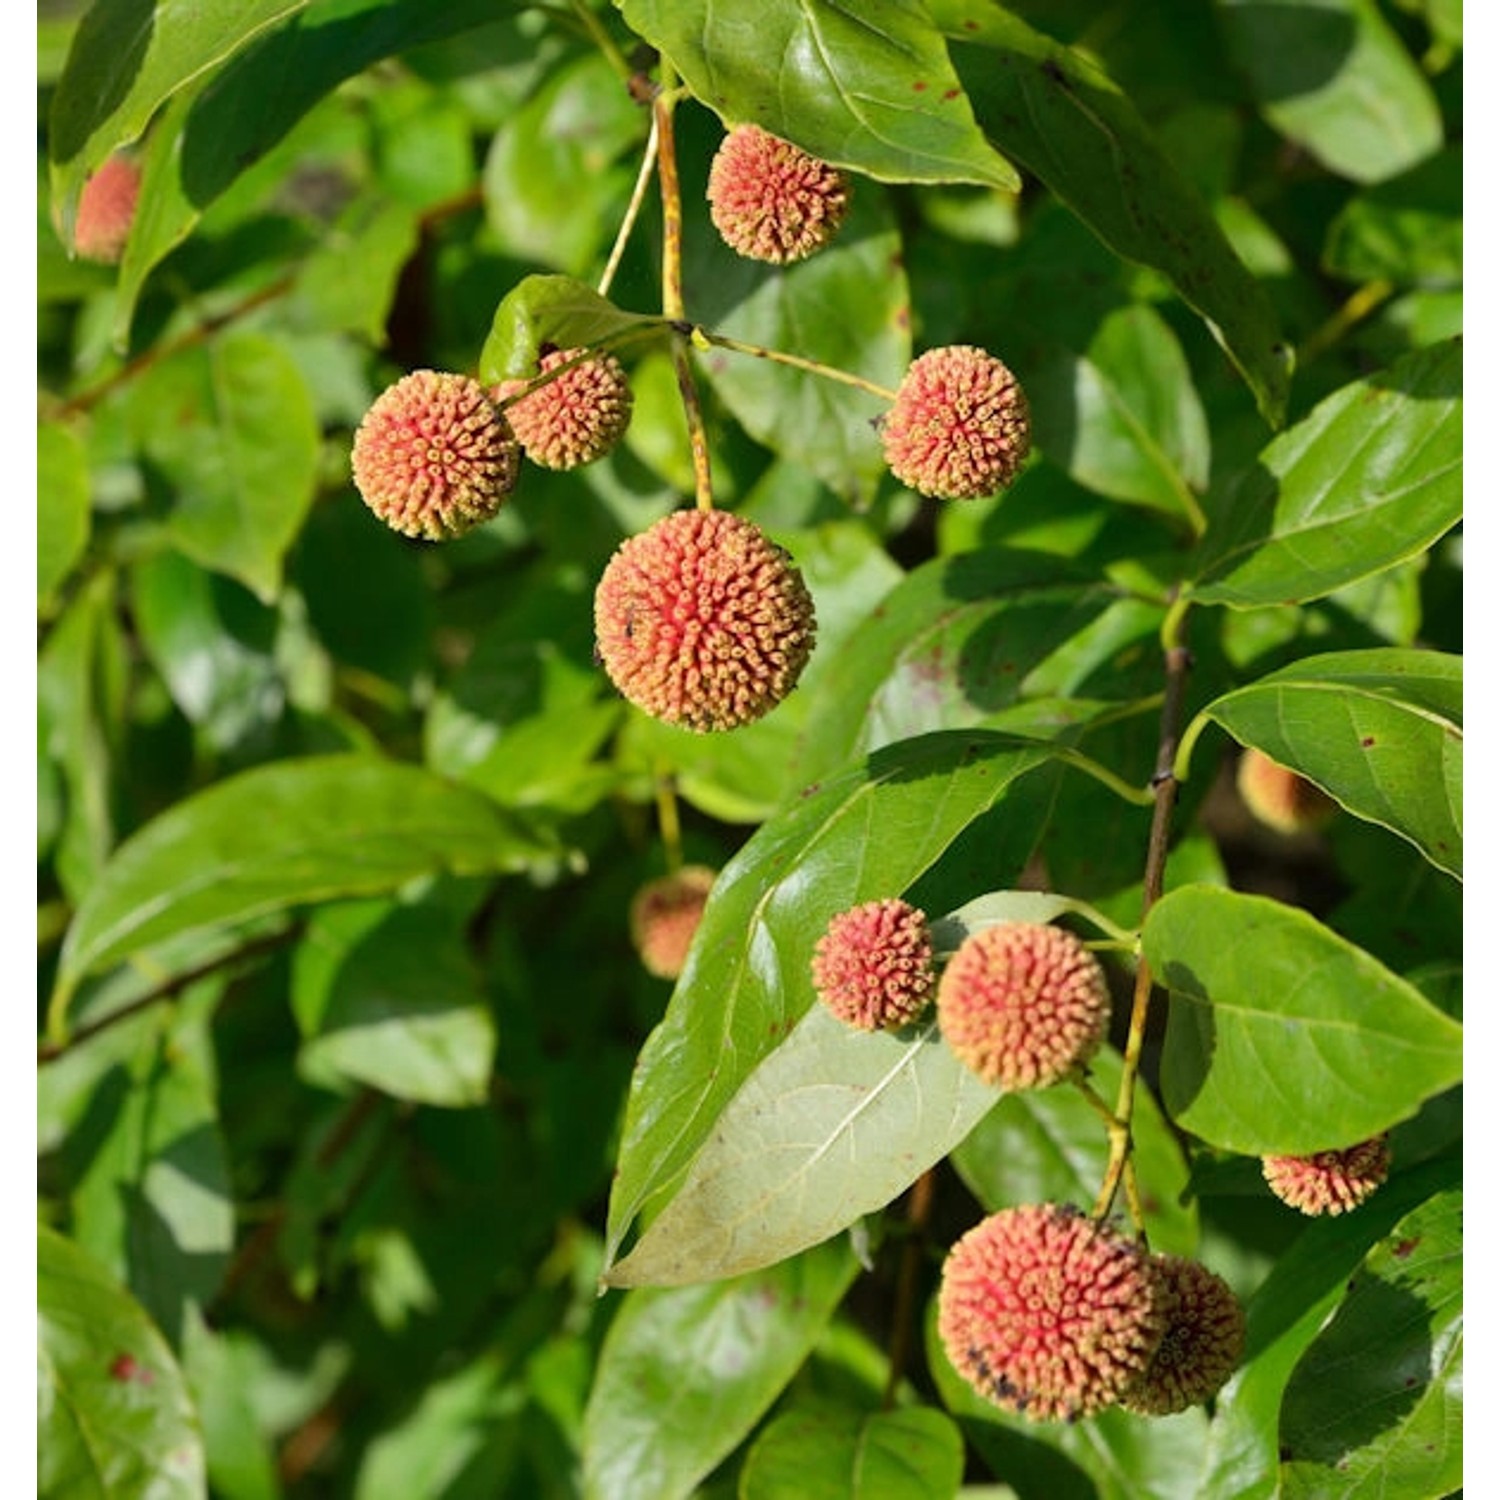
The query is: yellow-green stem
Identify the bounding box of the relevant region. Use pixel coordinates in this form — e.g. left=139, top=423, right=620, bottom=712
left=654, top=765, right=684, bottom=874
left=695, top=328, right=900, bottom=403
left=599, top=114, right=659, bottom=299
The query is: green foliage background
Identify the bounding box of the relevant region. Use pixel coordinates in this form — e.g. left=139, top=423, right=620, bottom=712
left=38, top=2, right=1461, bottom=1497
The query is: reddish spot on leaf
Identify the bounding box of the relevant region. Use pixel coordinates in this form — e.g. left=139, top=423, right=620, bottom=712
left=1392, top=1236, right=1422, bottom=1258
left=1361, top=736, right=1377, bottom=747
left=913, top=80, right=929, bottom=92
left=963, top=18, right=980, bottom=29
left=943, top=89, right=961, bottom=101
left=108, top=1353, right=155, bottom=1385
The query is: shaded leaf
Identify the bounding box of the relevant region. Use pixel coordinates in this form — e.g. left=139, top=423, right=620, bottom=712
left=55, top=755, right=556, bottom=1009
left=1189, top=341, right=1461, bottom=608
left=1200, top=648, right=1462, bottom=877
left=1216, top=0, right=1443, bottom=185
left=604, top=1006, right=997, bottom=1287
left=38, top=421, right=91, bottom=607
left=1323, top=148, right=1462, bottom=286
left=1144, top=886, right=1463, bottom=1154
left=583, top=1241, right=858, bottom=1500
left=1279, top=1187, right=1461, bottom=1498
left=38, top=1223, right=207, bottom=1500
left=619, top=0, right=1019, bottom=188
left=929, top=0, right=1290, bottom=426
left=741, top=1405, right=965, bottom=1500
left=479, top=273, right=665, bottom=384
left=603, top=732, right=1060, bottom=1272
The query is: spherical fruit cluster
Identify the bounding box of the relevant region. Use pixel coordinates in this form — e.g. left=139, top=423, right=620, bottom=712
left=938, top=1203, right=1167, bottom=1422
left=937, top=922, right=1110, bottom=1090
left=594, top=509, right=816, bottom=732
left=707, top=123, right=849, bottom=264
left=630, top=866, right=717, bottom=980
left=1120, top=1255, right=1244, bottom=1416
left=881, top=345, right=1031, bottom=500
left=1262, top=1134, right=1391, bottom=1216
left=1237, top=748, right=1336, bottom=834
left=811, top=898, right=936, bottom=1031
left=492, top=347, right=633, bottom=470
left=351, top=371, right=519, bottom=540
left=72, top=154, right=141, bottom=264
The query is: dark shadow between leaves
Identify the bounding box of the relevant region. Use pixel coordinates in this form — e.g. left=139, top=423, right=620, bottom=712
left=1156, top=962, right=1215, bottom=1125
left=1217, top=4, right=1358, bottom=102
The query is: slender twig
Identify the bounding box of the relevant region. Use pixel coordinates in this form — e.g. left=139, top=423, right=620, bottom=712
left=1051, top=745, right=1157, bottom=808
left=1299, top=278, right=1395, bottom=366
left=38, top=926, right=295, bottom=1064
left=882, top=1169, right=935, bottom=1409
left=1092, top=595, right=1194, bottom=1227
left=654, top=765, right=684, bottom=874
left=599, top=114, right=659, bottom=299
left=566, top=0, right=634, bottom=83
left=652, top=75, right=715, bottom=510
left=692, top=328, right=900, bottom=403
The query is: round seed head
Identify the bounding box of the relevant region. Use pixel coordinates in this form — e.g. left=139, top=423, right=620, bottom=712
left=882, top=345, right=1031, bottom=499
left=630, top=866, right=717, bottom=980
left=351, top=371, right=519, bottom=540
left=938, top=1203, right=1168, bottom=1423
left=937, top=922, right=1110, bottom=1090
left=707, top=123, right=850, bottom=264
left=1262, top=1135, right=1391, bottom=1216
left=1237, top=749, right=1337, bottom=834
left=594, top=509, right=816, bottom=732
left=492, top=347, right=633, bottom=470
left=72, top=154, right=141, bottom=264
left=811, top=898, right=937, bottom=1031
left=1120, top=1255, right=1245, bottom=1415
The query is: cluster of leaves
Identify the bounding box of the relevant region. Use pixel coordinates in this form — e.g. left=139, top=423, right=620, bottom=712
left=39, top=2, right=1460, bottom=1498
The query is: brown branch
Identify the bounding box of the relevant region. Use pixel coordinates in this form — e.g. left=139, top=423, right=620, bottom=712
left=882, top=1169, right=936, bottom=1409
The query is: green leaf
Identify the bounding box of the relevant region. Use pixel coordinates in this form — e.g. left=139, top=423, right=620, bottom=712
left=54, top=755, right=557, bottom=1009
left=928, top=1303, right=1210, bottom=1500
left=927, top=0, right=1290, bottom=427
left=1323, top=148, right=1462, bottom=286
left=1027, top=304, right=1209, bottom=524
left=38, top=422, right=91, bottom=607
left=109, top=0, right=511, bottom=345
left=290, top=196, right=420, bottom=342
left=479, top=274, right=665, bottom=385
left=952, top=1046, right=1198, bottom=1259
left=690, top=176, right=909, bottom=505
left=794, top=548, right=1163, bottom=785
left=129, top=331, right=319, bottom=603
left=1199, top=1156, right=1459, bottom=1500
left=618, top=0, right=1018, bottom=188
left=38, top=1223, right=208, bottom=1500
left=1143, top=886, right=1463, bottom=1154
left=1189, top=341, right=1461, bottom=608
left=603, top=732, right=1059, bottom=1272
left=48, top=0, right=309, bottom=225
left=604, top=1006, right=997, bottom=1288
left=1200, top=648, right=1462, bottom=878
left=69, top=993, right=234, bottom=1347
left=1216, top=0, right=1443, bottom=185
left=179, top=1314, right=281, bottom=1500
left=741, top=1405, right=965, bottom=1500
left=583, top=1241, right=858, bottom=1500
left=292, top=898, right=497, bottom=1108
left=1279, top=1187, right=1461, bottom=1498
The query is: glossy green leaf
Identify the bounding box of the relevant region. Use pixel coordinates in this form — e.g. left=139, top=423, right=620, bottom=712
left=603, top=732, right=1059, bottom=1272
left=741, top=1405, right=964, bottom=1500
left=110, top=0, right=510, bottom=344
left=605, top=1006, right=997, bottom=1287
left=1279, top=1187, right=1461, bottom=1498
left=951, top=1046, right=1198, bottom=1259
left=928, top=0, right=1290, bottom=426
left=38, top=1223, right=208, bottom=1500
left=55, top=755, right=556, bottom=1007
left=794, top=548, right=1163, bottom=785
left=1189, top=341, right=1461, bottom=608
left=690, top=177, right=909, bottom=504
left=619, top=0, right=1018, bottom=188
left=1216, top=0, right=1443, bottom=185
left=1323, top=149, right=1462, bottom=286
left=48, top=0, right=308, bottom=225
left=482, top=52, right=649, bottom=275
left=38, top=421, right=91, bottom=606
left=583, top=1241, right=858, bottom=1500
left=1198, top=1156, right=1459, bottom=1500
left=1201, top=649, right=1462, bottom=877
left=129, top=331, right=318, bottom=602
left=479, top=274, right=664, bottom=385
left=292, top=898, right=496, bottom=1108
left=1144, top=886, right=1463, bottom=1154
left=69, top=993, right=234, bottom=1347
left=1027, top=304, right=1209, bottom=523
left=928, top=1305, right=1210, bottom=1500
